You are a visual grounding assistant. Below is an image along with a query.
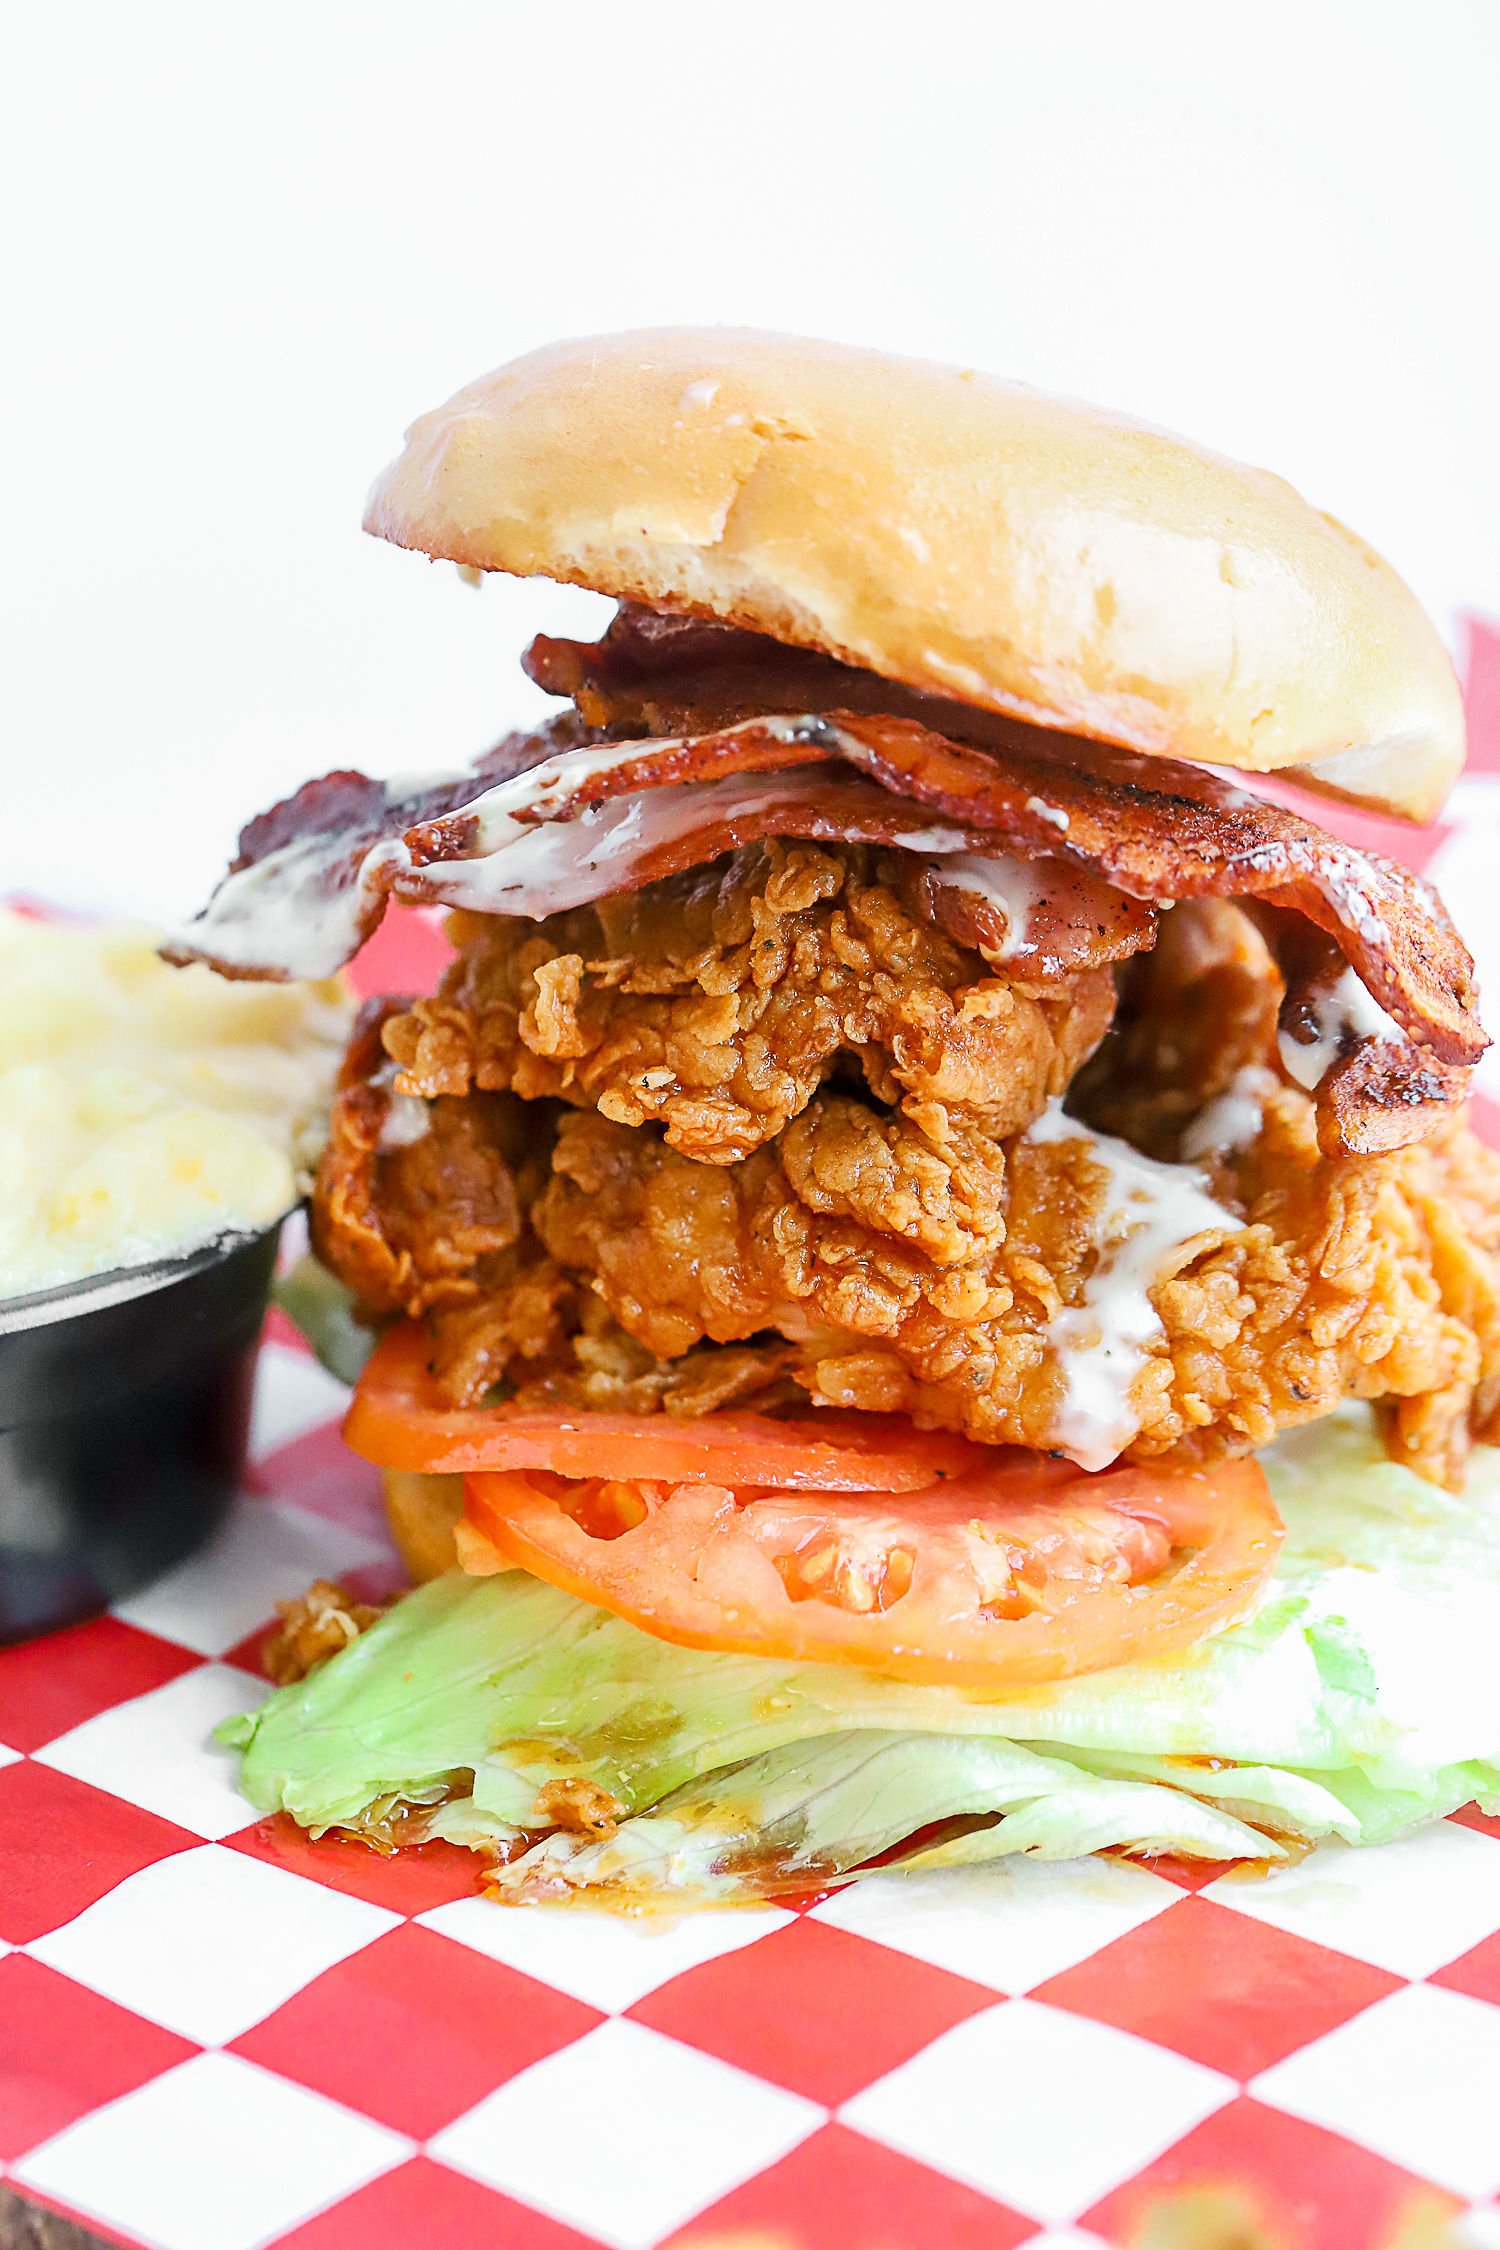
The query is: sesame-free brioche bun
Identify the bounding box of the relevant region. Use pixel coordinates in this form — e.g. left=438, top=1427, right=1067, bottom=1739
left=365, top=329, right=1465, bottom=822
left=382, top=1468, right=462, bottom=1585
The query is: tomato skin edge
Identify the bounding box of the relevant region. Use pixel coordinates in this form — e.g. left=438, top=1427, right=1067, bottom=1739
left=458, top=1456, right=1284, bottom=1692
left=344, top=1322, right=986, bottom=1492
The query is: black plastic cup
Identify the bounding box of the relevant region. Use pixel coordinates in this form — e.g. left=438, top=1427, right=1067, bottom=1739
left=0, top=1224, right=282, bottom=1644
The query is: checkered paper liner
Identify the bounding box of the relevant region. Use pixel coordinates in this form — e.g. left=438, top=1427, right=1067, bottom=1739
left=5, top=622, right=1500, bottom=2250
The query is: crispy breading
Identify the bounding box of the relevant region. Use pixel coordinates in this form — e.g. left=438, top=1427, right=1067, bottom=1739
left=310, top=1056, right=804, bottom=1415
left=308, top=1081, right=525, bottom=1318
left=531, top=1091, right=1500, bottom=1485
left=307, top=1008, right=580, bottom=1403
left=379, top=841, right=1117, bottom=1163
left=262, top=1580, right=386, bottom=1686
left=312, top=886, right=1500, bottom=1490
left=430, top=1284, right=804, bottom=1421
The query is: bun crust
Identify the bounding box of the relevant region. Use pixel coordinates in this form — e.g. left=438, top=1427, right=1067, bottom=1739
left=366, top=329, right=1464, bottom=821
left=382, top=1468, right=462, bottom=1584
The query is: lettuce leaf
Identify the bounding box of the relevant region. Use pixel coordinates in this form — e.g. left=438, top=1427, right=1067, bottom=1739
left=220, top=1406, right=1500, bottom=1903
left=273, top=1254, right=375, bottom=1388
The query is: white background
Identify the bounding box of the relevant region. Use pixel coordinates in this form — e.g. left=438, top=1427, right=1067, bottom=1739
left=4, top=0, right=1498, bottom=919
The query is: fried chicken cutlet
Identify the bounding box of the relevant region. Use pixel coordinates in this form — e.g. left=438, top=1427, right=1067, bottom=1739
left=313, top=841, right=1500, bottom=1490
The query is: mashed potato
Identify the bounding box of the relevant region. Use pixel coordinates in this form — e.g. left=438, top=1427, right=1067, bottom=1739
left=0, top=910, right=354, bottom=1299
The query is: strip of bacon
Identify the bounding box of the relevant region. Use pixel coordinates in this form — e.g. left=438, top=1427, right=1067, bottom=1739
left=795, top=714, right=1484, bottom=1069
left=163, top=721, right=1153, bottom=985
left=163, top=703, right=1486, bottom=1158
left=1318, top=1042, right=1474, bottom=1158
left=161, top=722, right=590, bottom=982
left=423, top=708, right=1484, bottom=1067
left=522, top=612, right=1487, bottom=1076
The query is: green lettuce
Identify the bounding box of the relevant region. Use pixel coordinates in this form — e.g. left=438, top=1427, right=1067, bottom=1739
left=219, top=1406, right=1500, bottom=1903
left=274, top=1254, right=375, bottom=1388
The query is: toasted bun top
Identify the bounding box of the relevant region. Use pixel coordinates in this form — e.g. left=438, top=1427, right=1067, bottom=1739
left=366, top=329, right=1465, bottom=820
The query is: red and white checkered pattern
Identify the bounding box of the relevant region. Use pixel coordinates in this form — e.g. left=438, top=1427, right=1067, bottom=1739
left=4, top=621, right=1500, bottom=2250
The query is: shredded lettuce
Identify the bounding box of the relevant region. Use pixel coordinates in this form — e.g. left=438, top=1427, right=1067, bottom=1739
left=219, top=1406, right=1500, bottom=1903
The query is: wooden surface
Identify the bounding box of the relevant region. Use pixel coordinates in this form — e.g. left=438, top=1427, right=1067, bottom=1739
left=0, top=2189, right=110, bottom=2250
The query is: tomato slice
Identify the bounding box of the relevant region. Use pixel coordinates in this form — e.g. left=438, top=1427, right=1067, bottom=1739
left=459, top=1452, right=1283, bottom=1689
left=345, top=1321, right=980, bottom=1492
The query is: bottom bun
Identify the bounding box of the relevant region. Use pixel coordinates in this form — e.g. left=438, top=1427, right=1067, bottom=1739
left=382, top=1467, right=464, bottom=1583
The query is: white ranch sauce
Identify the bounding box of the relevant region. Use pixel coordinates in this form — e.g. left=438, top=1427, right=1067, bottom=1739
left=1026, top=1101, right=1238, bottom=1471
left=423, top=766, right=836, bottom=917
left=166, top=737, right=657, bottom=982
left=1026, top=794, right=1071, bottom=833
left=165, top=832, right=413, bottom=984
left=1180, top=1064, right=1277, bottom=1161
left=460, top=737, right=672, bottom=852
left=436, top=716, right=1056, bottom=932
left=1277, top=966, right=1405, bottom=1092
left=923, top=854, right=1046, bottom=960
left=174, top=720, right=1061, bottom=975
left=378, top=1092, right=431, bottom=1150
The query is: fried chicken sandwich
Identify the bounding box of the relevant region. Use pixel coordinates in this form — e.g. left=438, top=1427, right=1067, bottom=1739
left=177, top=332, right=1500, bottom=1902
